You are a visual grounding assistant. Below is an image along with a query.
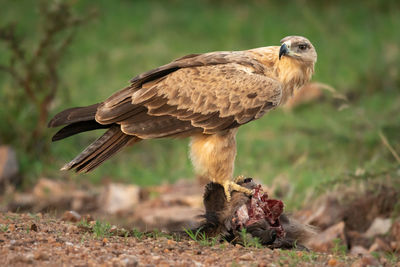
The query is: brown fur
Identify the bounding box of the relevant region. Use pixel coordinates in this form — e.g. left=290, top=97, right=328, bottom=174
left=199, top=180, right=317, bottom=248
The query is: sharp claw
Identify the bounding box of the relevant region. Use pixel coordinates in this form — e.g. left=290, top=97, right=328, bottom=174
left=222, top=181, right=232, bottom=202
left=234, top=175, right=246, bottom=184
left=246, top=188, right=254, bottom=196
left=221, top=180, right=254, bottom=202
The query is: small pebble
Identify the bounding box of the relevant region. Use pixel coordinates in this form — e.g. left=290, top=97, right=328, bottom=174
left=239, top=252, right=253, bottom=261
left=167, top=239, right=176, bottom=246
left=34, top=250, right=49, bottom=261
left=328, top=258, right=337, bottom=266
left=30, top=223, right=38, bottom=232
left=61, top=211, right=81, bottom=223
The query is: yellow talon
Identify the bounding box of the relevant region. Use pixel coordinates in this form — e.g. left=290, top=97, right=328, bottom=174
left=234, top=175, right=247, bottom=184
left=221, top=179, right=253, bottom=202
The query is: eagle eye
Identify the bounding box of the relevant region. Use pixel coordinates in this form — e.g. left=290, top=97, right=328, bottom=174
left=298, top=44, right=308, bottom=51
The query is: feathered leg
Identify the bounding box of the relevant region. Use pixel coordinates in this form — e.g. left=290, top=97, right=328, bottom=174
left=190, top=129, right=252, bottom=201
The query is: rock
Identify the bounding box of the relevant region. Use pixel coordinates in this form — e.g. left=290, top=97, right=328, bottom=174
left=350, top=255, right=380, bottom=267
left=30, top=223, right=38, bottom=232
left=71, top=190, right=98, bottom=212
left=0, top=146, right=19, bottom=191
left=343, top=185, right=399, bottom=232
left=238, top=252, right=253, bottom=261
left=33, top=178, right=66, bottom=200
left=368, top=237, right=392, bottom=252
left=327, top=258, right=338, bottom=266
left=306, top=221, right=346, bottom=252
left=167, top=239, right=176, bottom=246
left=110, top=225, right=118, bottom=233
left=127, top=179, right=204, bottom=231
left=65, top=224, right=79, bottom=234
left=28, top=178, right=81, bottom=212
left=133, top=204, right=202, bottom=231
left=31, top=179, right=95, bottom=212
left=11, top=253, right=34, bottom=264
left=350, top=245, right=369, bottom=256
left=151, top=179, right=204, bottom=208
left=6, top=192, right=36, bottom=211
left=61, top=210, right=82, bottom=222
left=119, top=255, right=139, bottom=267
left=364, top=217, right=392, bottom=238
left=160, top=194, right=203, bottom=208
left=346, top=230, right=372, bottom=249
left=304, top=195, right=344, bottom=229
left=34, top=250, right=49, bottom=260
left=391, top=218, right=400, bottom=242
left=98, top=183, right=141, bottom=214
left=83, top=214, right=94, bottom=223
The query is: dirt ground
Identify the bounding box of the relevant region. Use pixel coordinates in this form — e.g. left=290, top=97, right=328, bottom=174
left=1, top=212, right=397, bottom=267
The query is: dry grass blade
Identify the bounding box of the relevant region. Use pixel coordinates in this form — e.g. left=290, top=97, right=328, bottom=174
left=379, top=130, right=400, bottom=164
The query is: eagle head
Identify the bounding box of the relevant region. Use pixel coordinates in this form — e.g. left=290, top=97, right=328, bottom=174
left=279, top=36, right=317, bottom=64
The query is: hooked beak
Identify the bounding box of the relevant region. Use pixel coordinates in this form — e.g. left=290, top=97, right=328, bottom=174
left=279, top=43, right=290, bottom=60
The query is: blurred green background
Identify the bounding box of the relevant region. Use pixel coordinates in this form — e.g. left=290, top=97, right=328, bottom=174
left=0, top=0, right=399, bottom=209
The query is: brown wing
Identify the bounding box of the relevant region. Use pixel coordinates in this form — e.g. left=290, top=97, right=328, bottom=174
left=95, top=51, right=265, bottom=111
left=130, top=51, right=266, bottom=86
left=95, top=52, right=282, bottom=139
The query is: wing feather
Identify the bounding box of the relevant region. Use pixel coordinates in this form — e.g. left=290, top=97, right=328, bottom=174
left=96, top=51, right=282, bottom=138
left=120, top=114, right=196, bottom=139
left=129, top=51, right=265, bottom=86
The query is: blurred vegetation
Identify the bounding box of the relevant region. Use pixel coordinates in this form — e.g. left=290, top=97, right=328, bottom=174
left=0, top=0, right=399, bottom=209
left=0, top=0, right=95, bottom=157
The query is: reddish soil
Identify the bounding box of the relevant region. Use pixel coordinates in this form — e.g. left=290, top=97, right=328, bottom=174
left=1, top=212, right=395, bottom=267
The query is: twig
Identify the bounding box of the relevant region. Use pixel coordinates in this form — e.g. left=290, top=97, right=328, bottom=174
left=379, top=130, right=400, bottom=164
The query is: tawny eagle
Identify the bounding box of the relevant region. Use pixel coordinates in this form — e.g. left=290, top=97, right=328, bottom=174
left=48, top=36, right=317, bottom=201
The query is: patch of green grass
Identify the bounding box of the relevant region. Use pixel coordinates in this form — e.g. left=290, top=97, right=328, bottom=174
left=145, top=228, right=175, bottom=240
left=76, top=219, right=91, bottom=228
left=219, top=242, right=227, bottom=250
left=80, top=232, right=89, bottom=244
left=280, top=250, right=301, bottom=265
left=279, top=250, right=322, bottom=265
left=184, top=228, right=219, bottom=247
left=131, top=228, right=144, bottom=240
left=92, top=220, right=112, bottom=239
left=238, top=228, right=262, bottom=249
left=28, top=213, right=40, bottom=221
left=299, top=251, right=319, bottom=262
left=383, top=252, right=400, bottom=265
left=332, top=238, right=347, bottom=256
left=0, top=224, right=9, bottom=232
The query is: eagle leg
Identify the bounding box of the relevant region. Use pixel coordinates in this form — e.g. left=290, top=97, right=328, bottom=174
left=221, top=179, right=253, bottom=202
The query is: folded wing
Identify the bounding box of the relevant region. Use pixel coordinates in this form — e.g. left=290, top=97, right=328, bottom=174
left=96, top=52, right=282, bottom=139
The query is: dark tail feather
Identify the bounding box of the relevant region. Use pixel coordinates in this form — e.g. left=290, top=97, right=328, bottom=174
left=61, top=125, right=139, bottom=173
left=52, top=121, right=110, bottom=141
left=48, top=103, right=100, bottom=127
left=49, top=103, right=111, bottom=141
